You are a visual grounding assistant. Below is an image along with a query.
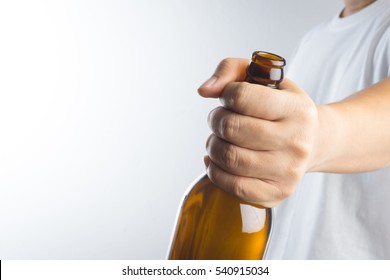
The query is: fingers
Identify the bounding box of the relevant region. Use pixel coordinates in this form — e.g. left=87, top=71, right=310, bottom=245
left=219, top=82, right=298, bottom=120
left=205, top=158, right=285, bottom=208
left=207, top=106, right=284, bottom=150
left=206, top=134, right=280, bottom=179
left=199, top=58, right=316, bottom=207
left=198, top=58, right=249, bottom=98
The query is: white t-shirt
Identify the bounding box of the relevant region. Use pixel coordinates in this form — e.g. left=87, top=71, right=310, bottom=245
left=264, top=0, right=390, bottom=259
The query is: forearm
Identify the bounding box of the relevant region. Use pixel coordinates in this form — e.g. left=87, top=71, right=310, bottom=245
left=310, top=76, right=390, bottom=173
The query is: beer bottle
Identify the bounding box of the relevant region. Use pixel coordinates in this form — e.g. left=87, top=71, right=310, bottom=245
left=168, top=51, right=286, bottom=260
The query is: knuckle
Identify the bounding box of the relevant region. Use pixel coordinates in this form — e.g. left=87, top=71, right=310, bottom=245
left=222, top=144, right=239, bottom=170
left=273, top=183, right=295, bottom=201
left=299, top=142, right=312, bottom=160
left=208, top=106, right=223, bottom=129
left=231, top=83, right=250, bottom=110
left=280, top=185, right=295, bottom=200
left=205, top=134, right=213, bottom=150
left=286, top=125, right=313, bottom=160
left=290, top=134, right=312, bottom=160
left=230, top=177, right=247, bottom=199
left=285, top=160, right=303, bottom=182
left=220, top=114, right=240, bottom=140
left=217, top=58, right=235, bottom=74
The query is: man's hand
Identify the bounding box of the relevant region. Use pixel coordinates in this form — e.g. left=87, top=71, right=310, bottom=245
left=198, top=58, right=319, bottom=207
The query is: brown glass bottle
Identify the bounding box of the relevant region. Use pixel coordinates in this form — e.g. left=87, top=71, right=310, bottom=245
left=168, top=51, right=286, bottom=260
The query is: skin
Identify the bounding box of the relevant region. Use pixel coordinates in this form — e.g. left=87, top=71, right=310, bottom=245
left=199, top=0, right=390, bottom=208
left=341, top=0, right=376, bottom=17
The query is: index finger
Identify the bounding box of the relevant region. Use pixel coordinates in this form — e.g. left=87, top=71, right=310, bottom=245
left=219, top=82, right=292, bottom=120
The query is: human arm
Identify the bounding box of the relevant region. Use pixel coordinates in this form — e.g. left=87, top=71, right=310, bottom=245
left=199, top=58, right=390, bottom=207
left=313, top=79, right=390, bottom=173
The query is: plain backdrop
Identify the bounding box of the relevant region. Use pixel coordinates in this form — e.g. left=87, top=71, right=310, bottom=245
left=0, top=0, right=343, bottom=259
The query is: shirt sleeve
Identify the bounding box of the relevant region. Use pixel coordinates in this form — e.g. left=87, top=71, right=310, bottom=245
left=373, top=25, right=390, bottom=78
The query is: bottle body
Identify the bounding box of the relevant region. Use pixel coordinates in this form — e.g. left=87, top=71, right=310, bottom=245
left=168, top=51, right=285, bottom=260
left=168, top=173, right=271, bottom=259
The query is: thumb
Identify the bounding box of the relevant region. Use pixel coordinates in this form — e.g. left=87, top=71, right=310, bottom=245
left=198, top=58, right=249, bottom=98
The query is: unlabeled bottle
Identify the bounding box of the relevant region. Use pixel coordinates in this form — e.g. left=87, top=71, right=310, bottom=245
left=168, top=51, right=286, bottom=260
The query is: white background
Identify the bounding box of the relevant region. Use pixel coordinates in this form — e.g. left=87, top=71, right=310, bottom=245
left=0, top=0, right=342, bottom=259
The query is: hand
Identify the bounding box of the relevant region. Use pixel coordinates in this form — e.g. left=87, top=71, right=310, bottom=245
left=198, top=58, right=319, bottom=207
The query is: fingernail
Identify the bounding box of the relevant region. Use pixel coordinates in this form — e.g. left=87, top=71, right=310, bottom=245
left=200, top=75, right=218, bottom=88
left=203, top=156, right=210, bottom=168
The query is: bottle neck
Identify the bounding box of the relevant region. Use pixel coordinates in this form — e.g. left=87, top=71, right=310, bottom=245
left=245, top=51, right=285, bottom=89
left=245, top=62, right=283, bottom=89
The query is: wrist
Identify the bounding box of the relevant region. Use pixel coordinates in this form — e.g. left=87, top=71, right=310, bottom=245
left=307, top=104, right=341, bottom=173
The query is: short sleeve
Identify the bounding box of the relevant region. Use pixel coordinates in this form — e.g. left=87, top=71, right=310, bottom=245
left=373, top=25, right=390, bottom=78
